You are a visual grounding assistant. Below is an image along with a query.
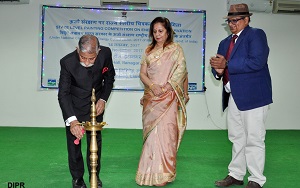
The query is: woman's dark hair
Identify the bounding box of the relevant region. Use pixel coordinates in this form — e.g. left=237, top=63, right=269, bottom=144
left=148, top=17, right=174, bottom=52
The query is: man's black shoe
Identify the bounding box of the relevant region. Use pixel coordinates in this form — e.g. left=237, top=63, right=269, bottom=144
left=72, top=178, right=87, bottom=188
left=246, top=181, right=262, bottom=188
left=215, top=175, right=244, bottom=187
left=97, top=178, right=102, bottom=188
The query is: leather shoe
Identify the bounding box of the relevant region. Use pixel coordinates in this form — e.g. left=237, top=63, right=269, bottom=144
left=215, top=175, right=244, bottom=187
left=97, top=178, right=102, bottom=188
left=246, top=181, right=262, bottom=188
left=72, top=178, right=87, bottom=188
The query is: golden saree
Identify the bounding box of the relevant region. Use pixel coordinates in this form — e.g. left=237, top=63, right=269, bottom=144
left=136, top=43, right=187, bottom=186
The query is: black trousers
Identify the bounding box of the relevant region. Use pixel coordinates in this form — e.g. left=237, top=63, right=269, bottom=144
left=65, top=126, right=102, bottom=180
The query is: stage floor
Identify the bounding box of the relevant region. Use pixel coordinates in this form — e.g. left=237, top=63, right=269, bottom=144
left=0, top=127, right=299, bottom=188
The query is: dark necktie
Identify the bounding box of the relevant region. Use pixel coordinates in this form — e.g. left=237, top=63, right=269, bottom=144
left=223, top=34, right=238, bottom=85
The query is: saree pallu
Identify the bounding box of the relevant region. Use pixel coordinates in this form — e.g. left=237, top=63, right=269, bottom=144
left=136, top=43, right=187, bottom=186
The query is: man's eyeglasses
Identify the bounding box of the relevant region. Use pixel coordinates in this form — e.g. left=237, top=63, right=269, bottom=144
left=225, top=17, right=245, bottom=24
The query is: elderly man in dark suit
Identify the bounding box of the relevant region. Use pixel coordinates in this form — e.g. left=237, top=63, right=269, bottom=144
left=58, top=34, right=115, bottom=188
left=210, top=4, right=272, bottom=188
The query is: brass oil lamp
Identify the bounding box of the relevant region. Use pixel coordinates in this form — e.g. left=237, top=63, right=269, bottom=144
left=82, top=88, right=106, bottom=188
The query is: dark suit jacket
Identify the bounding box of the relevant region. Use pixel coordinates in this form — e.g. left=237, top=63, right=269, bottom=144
left=212, top=26, right=273, bottom=111
left=58, top=45, right=115, bottom=122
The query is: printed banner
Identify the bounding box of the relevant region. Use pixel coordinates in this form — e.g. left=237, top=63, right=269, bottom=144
left=41, top=6, right=206, bottom=91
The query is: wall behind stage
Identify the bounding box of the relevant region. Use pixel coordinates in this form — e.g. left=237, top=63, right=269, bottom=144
left=0, top=0, right=299, bottom=130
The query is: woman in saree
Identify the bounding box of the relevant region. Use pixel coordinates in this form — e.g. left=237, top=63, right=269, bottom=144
left=135, top=17, right=189, bottom=187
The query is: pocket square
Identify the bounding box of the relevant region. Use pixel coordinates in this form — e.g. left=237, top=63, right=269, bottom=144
left=102, top=67, right=108, bottom=74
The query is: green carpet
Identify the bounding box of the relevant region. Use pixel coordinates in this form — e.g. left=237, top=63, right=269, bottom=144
left=0, top=127, right=299, bottom=188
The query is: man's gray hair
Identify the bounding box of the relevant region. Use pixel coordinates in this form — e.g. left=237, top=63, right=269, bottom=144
left=78, top=35, right=100, bottom=53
